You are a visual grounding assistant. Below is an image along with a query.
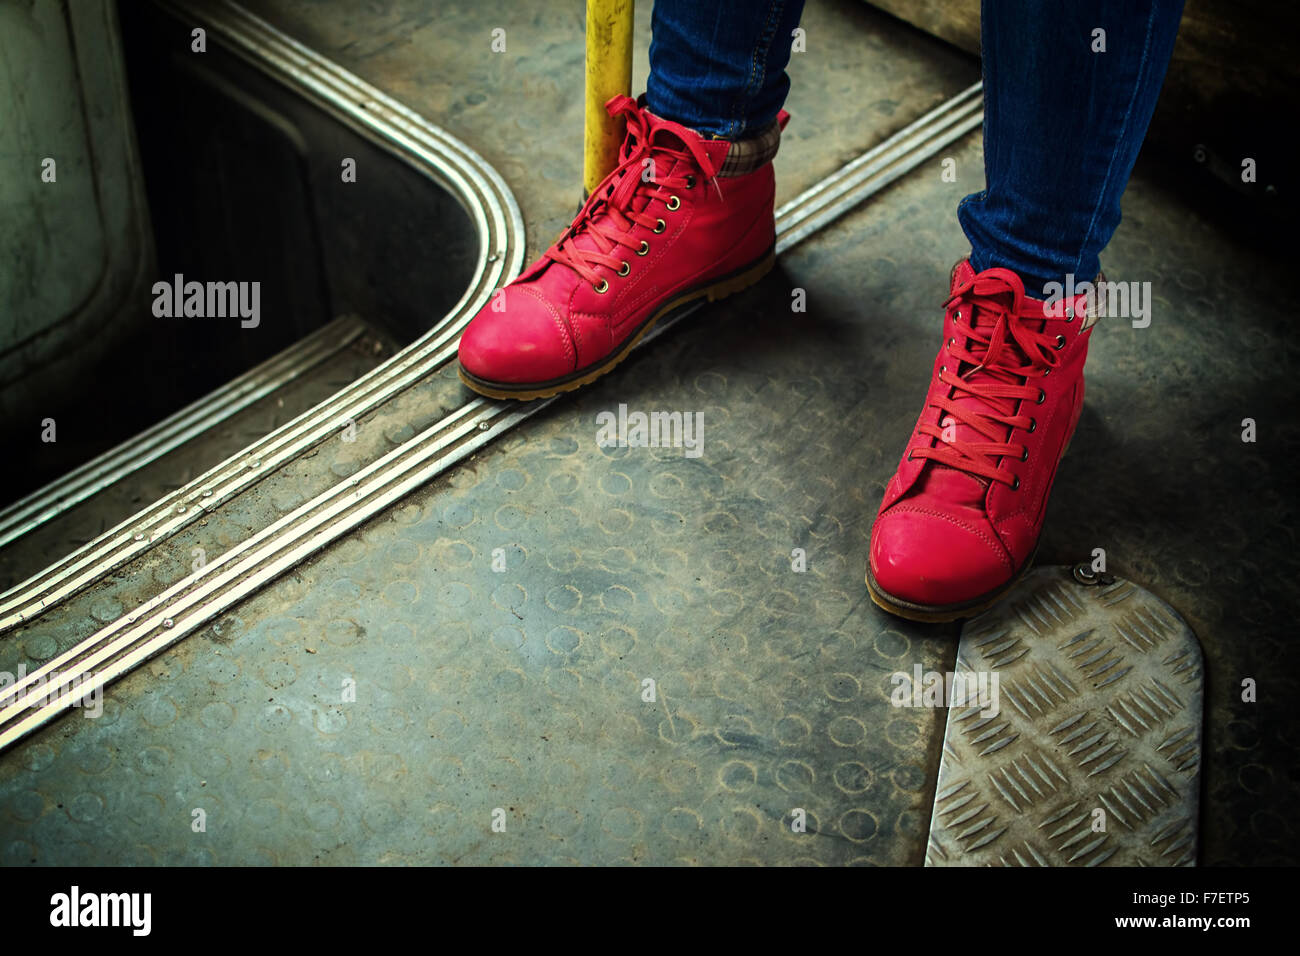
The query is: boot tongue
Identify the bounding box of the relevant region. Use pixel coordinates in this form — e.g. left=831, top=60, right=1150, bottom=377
left=650, top=127, right=688, bottom=151
left=564, top=157, right=696, bottom=267
left=916, top=293, right=1027, bottom=508
left=562, top=132, right=688, bottom=259
left=548, top=109, right=704, bottom=277
left=917, top=460, right=987, bottom=507
left=560, top=170, right=643, bottom=259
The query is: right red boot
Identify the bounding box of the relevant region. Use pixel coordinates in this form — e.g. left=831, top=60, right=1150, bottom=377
left=866, top=260, right=1096, bottom=621
left=457, top=95, right=783, bottom=400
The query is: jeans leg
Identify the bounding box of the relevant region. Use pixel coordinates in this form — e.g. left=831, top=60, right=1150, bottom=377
left=647, top=0, right=806, bottom=139
left=958, top=0, right=1185, bottom=294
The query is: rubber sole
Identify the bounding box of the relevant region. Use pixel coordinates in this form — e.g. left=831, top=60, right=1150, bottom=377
left=458, top=246, right=777, bottom=401
left=865, top=549, right=1037, bottom=624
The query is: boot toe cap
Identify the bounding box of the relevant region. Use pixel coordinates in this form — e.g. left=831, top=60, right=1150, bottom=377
left=869, top=507, right=1015, bottom=609
left=458, top=287, right=575, bottom=386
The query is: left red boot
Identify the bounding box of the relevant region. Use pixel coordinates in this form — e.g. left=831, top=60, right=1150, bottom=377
left=457, top=95, right=782, bottom=400
left=867, top=259, right=1097, bottom=622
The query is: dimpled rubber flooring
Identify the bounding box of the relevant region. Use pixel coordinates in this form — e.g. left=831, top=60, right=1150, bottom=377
left=3, top=120, right=1297, bottom=864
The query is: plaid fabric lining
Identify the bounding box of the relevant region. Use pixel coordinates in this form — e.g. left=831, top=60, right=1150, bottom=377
left=715, top=118, right=783, bottom=177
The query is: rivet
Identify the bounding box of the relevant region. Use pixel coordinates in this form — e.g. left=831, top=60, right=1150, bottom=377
left=478, top=421, right=490, bottom=430
left=249, top=459, right=261, bottom=468
left=163, top=618, right=174, bottom=629
left=133, top=533, right=144, bottom=541
left=201, top=490, right=213, bottom=498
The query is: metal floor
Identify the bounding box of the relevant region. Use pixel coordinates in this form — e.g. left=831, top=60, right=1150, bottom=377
left=2, top=0, right=1296, bottom=865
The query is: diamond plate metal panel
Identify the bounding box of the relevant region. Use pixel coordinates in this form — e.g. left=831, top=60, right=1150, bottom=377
left=926, top=567, right=1203, bottom=866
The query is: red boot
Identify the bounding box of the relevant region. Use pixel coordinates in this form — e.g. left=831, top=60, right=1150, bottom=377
left=458, top=96, right=782, bottom=399
left=867, top=259, right=1097, bottom=622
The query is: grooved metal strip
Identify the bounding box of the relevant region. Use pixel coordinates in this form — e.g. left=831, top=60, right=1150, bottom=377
left=0, top=0, right=525, bottom=635
left=0, top=398, right=535, bottom=748
left=775, top=82, right=983, bottom=253
left=925, top=567, right=1204, bottom=867
left=0, top=315, right=365, bottom=549
left=0, top=21, right=984, bottom=751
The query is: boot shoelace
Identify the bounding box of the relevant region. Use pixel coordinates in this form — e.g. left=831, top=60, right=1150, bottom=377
left=910, top=268, right=1075, bottom=489
left=546, top=95, right=719, bottom=292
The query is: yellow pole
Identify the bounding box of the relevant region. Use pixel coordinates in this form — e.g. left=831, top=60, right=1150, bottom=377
left=583, top=0, right=635, bottom=198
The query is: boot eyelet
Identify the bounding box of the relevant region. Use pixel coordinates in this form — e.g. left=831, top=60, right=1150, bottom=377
left=1036, top=388, right=1046, bottom=404
left=1054, top=334, right=1066, bottom=349
left=653, top=218, right=666, bottom=234
left=618, top=261, right=630, bottom=277
left=1027, top=418, right=1037, bottom=433
left=954, top=310, right=962, bottom=320
left=1065, top=307, right=1075, bottom=322
left=593, top=279, right=609, bottom=294
left=907, top=450, right=915, bottom=462
left=637, top=240, right=649, bottom=256
left=1020, top=447, right=1029, bottom=462
left=666, top=195, right=680, bottom=211
left=948, top=337, right=955, bottom=347
left=939, top=365, right=947, bottom=374
left=685, top=175, right=696, bottom=189
left=1011, top=476, right=1020, bottom=491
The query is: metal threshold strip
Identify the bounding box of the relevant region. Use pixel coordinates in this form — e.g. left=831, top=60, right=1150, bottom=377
left=0, top=399, right=531, bottom=748
left=0, top=0, right=524, bottom=634
left=0, top=25, right=983, bottom=749
left=0, top=315, right=365, bottom=551
left=774, top=82, right=983, bottom=253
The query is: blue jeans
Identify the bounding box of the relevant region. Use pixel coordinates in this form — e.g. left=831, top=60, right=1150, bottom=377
left=647, top=0, right=805, bottom=139
left=647, top=0, right=1185, bottom=294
